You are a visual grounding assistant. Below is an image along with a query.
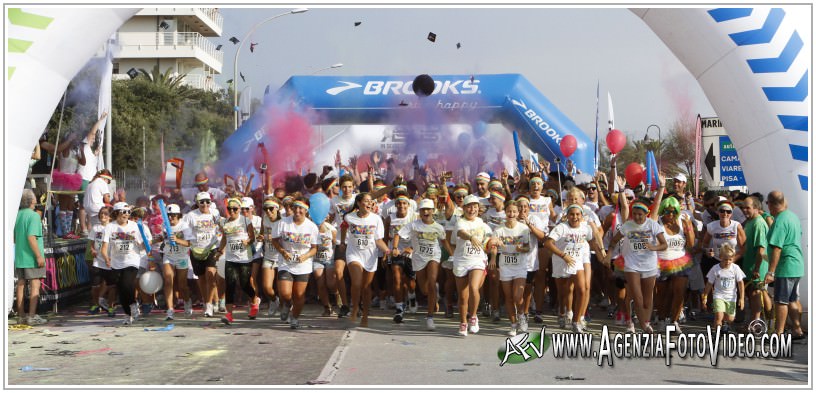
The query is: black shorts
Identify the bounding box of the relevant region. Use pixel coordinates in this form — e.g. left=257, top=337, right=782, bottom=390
left=251, top=257, right=263, bottom=265
left=390, top=255, right=415, bottom=279
left=278, top=270, right=310, bottom=282
left=333, top=245, right=345, bottom=261
left=90, top=266, right=117, bottom=286
left=526, top=271, right=536, bottom=284
left=190, top=251, right=218, bottom=277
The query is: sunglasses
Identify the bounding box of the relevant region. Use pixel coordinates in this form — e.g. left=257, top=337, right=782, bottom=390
left=228, top=207, right=240, bottom=212
left=588, top=186, right=597, bottom=190
left=719, top=209, right=732, bottom=214
left=118, top=210, right=131, bottom=215
left=626, top=197, right=634, bottom=201
left=664, top=209, right=677, bottom=215
left=198, top=200, right=211, bottom=205
left=264, top=207, right=278, bottom=212
left=242, top=207, right=252, bottom=211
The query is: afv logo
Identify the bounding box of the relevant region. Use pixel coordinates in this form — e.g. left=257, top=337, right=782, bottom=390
left=498, top=326, right=551, bottom=366
left=511, top=98, right=563, bottom=144
left=326, top=79, right=480, bottom=96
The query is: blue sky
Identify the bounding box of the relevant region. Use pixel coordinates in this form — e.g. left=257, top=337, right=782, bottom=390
left=216, top=6, right=715, bottom=140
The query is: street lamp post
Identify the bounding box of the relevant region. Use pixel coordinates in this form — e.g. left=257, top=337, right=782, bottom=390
left=646, top=124, right=661, bottom=169
left=311, top=63, right=343, bottom=75
left=233, top=8, right=308, bottom=131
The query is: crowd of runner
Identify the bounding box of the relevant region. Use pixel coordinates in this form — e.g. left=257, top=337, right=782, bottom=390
left=15, top=150, right=805, bottom=340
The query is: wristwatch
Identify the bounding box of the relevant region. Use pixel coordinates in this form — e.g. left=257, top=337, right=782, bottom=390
left=767, top=271, right=775, bottom=277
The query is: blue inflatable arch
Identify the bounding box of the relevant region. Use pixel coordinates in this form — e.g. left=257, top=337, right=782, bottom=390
left=223, top=74, right=594, bottom=173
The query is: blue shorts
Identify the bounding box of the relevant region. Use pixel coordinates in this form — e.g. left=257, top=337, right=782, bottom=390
left=773, top=277, right=800, bottom=305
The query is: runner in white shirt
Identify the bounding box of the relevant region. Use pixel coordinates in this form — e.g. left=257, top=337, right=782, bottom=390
left=158, top=204, right=194, bottom=320
left=271, top=197, right=319, bottom=329
left=481, top=190, right=506, bottom=322
left=329, top=175, right=356, bottom=318
left=442, top=185, right=468, bottom=318
left=87, top=206, right=116, bottom=316
left=341, top=193, right=389, bottom=327
left=545, top=204, right=606, bottom=333
left=604, top=201, right=667, bottom=334
left=515, top=195, right=549, bottom=323
left=241, top=197, right=264, bottom=320
left=313, top=220, right=337, bottom=317
left=100, top=202, right=146, bottom=325
left=214, top=198, right=256, bottom=325
left=383, top=196, right=416, bottom=323
left=260, top=196, right=282, bottom=316
left=527, top=175, right=556, bottom=224
left=702, top=244, right=746, bottom=333
left=183, top=192, right=221, bottom=318
left=452, top=195, right=498, bottom=336
left=490, top=200, right=532, bottom=337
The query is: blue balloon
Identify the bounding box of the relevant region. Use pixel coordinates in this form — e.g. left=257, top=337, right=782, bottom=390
left=473, top=121, right=488, bottom=139
left=309, top=193, right=331, bottom=225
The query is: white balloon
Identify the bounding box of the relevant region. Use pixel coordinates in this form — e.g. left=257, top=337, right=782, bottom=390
left=139, top=271, right=163, bottom=295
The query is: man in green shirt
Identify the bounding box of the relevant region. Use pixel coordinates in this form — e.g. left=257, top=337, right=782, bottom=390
left=740, top=196, right=772, bottom=324
left=763, top=191, right=804, bottom=337
left=13, top=189, right=47, bottom=325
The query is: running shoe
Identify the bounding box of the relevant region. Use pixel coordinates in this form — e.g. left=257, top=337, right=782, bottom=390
left=492, top=310, right=500, bottom=322
left=122, top=316, right=133, bottom=325
left=672, top=321, right=683, bottom=334
left=322, top=306, right=333, bottom=317
left=27, top=314, right=47, bottom=325
left=626, top=321, right=636, bottom=333
left=221, top=312, right=234, bottom=325
left=131, top=304, right=140, bottom=320
left=204, top=303, right=214, bottom=318
left=393, top=309, right=404, bottom=324
left=572, top=322, right=585, bottom=333
left=519, top=314, right=529, bottom=333
left=426, top=317, right=435, bottom=331
left=469, top=315, right=480, bottom=334
left=248, top=303, right=259, bottom=320
left=508, top=324, right=518, bottom=337
left=280, top=305, right=290, bottom=322
left=558, top=316, right=566, bottom=329
left=218, top=299, right=226, bottom=313
left=642, top=323, right=654, bottom=334
left=580, top=316, right=590, bottom=332
left=338, top=304, right=350, bottom=318
left=99, top=298, right=110, bottom=311
left=165, top=309, right=174, bottom=321
left=534, top=312, right=544, bottom=324
left=184, top=300, right=193, bottom=317
left=88, top=305, right=101, bottom=315
left=566, top=310, right=574, bottom=322
left=615, top=311, right=624, bottom=326
left=408, top=297, right=418, bottom=314
left=458, top=322, right=468, bottom=337
left=290, top=317, right=299, bottom=329
left=107, top=307, right=116, bottom=318
left=268, top=298, right=280, bottom=317
left=482, top=303, right=491, bottom=318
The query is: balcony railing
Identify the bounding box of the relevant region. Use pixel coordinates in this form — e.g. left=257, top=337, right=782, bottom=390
left=137, top=8, right=223, bottom=33
left=179, top=74, right=218, bottom=92
left=198, top=8, right=224, bottom=31
left=117, top=31, right=224, bottom=66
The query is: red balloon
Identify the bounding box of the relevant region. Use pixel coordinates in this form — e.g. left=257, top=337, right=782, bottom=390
left=606, top=129, right=626, bottom=154
left=560, top=135, right=577, bottom=158
left=624, top=163, right=645, bottom=188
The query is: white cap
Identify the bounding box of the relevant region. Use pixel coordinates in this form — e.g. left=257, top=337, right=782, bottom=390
left=674, top=173, right=688, bottom=183
left=195, top=192, right=211, bottom=202
left=623, top=189, right=635, bottom=198
left=573, top=173, right=593, bottom=186
left=418, top=199, right=435, bottom=210
left=463, top=195, right=480, bottom=206
left=166, top=204, right=181, bottom=214
left=475, top=172, right=490, bottom=182
left=241, top=197, right=254, bottom=208
left=113, top=202, right=129, bottom=211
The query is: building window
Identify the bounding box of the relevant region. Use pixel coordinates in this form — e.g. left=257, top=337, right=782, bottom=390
left=113, top=62, right=119, bottom=74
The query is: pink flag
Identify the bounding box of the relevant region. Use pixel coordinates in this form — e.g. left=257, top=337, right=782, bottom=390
left=693, top=114, right=701, bottom=197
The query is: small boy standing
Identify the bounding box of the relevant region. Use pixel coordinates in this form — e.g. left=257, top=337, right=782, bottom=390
left=702, top=244, right=745, bottom=334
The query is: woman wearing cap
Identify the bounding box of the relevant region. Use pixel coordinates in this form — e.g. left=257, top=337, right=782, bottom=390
left=129, top=207, right=155, bottom=317
left=83, top=169, right=113, bottom=229
left=491, top=200, right=532, bottom=336
left=159, top=204, right=194, bottom=320
left=515, top=195, right=549, bottom=325
left=394, top=198, right=451, bottom=330
left=442, top=184, right=468, bottom=317
left=655, top=196, right=695, bottom=333
left=384, top=195, right=416, bottom=323
left=341, top=193, right=389, bottom=327
left=545, top=204, right=605, bottom=333
left=100, top=202, right=147, bottom=325
left=87, top=206, right=117, bottom=316
left=330, top=175, right=356, bottom=318
left=482, top=189, right=506, bottom=322
left=271, top=197, right=319, bottom=329
left=604, top=200, right=667, bottom=333
left=260, top=196, right=283, bottom=316
left=183, top=191, right=221, bottom=317
left=698, top=200, right=746, bottom=285
left=312, top=212, right=337, bottom=317
left=452, top=194, right=497, bottom=336
left=214, top=198, right=255, bottom=324
left=241, top=197, right=264, bottom=319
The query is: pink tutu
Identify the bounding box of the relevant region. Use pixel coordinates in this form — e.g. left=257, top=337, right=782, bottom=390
left=51, top=170, right=83, bottom=191
left=658, top=254, right=693, bottom=275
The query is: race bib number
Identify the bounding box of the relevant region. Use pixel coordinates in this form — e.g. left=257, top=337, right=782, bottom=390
left=167, top=244, right=180, bottom=254
left=289, top=252, right=300, bottom=263
left=419, top=244, right=435, bottom=256
left=316, top=250, right=330, bottom=261
left=355, top=237, right=371, bottom=249
left=631, top=242, right=648, bottom=252
left=502, top=253, right=519, bottom=265
left=564, top=244, right=581, bottom=259
left=228, top=239, right=245, bottom=252
left=196, top=232, right=212, bottom=244
left=113, top=240, right=132, bottom=256
left=465, top=243, right=481, bottom=257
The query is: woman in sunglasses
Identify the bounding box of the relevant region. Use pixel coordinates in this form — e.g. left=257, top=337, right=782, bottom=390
left=100, top=202, right=148, bottom=325
left=442, top=185, right=468, bottom=317
left=183, top=192, right=221, bottom=318
left=214, top=198, right=255, bottom=324
left=655, top=197, right=695, bottom=333
left=159, top=204, right=193, bottom=320
left=241, top=197, right=264, bottom=320
left=260, top=196, right=282, bottom=316
left=271, top=197, right=319, bottom=329
left=698, top=200, right=746, bottom=287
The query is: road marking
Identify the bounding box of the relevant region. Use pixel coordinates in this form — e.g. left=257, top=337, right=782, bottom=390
left=775, top=367, right=807, bottom=382
left=314, top=329, right=356, bottom=384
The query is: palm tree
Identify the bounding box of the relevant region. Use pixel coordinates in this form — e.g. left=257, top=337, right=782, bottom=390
left=137, top=65, right=192, bottom=98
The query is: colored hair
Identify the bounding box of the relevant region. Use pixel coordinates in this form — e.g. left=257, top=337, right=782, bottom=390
left=658, top=196, right=682, bottom=216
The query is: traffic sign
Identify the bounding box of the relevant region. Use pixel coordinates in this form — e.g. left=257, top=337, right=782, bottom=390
left=701, top=117, right=746, bottom=188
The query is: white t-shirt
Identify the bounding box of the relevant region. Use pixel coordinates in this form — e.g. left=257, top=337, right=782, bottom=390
left=90, top=223, right=109, bottom=269
left=273, top=216, right=320, bottom=275
left=658, top=217, right=687, bottom=261
left=618, top=218, right=665, bottom=272
left=493, top=223, right=531, bottom=268
left=548, top=222, right=593, bottom=266
left=524, top=214, right=549, bottom=271
left=163, top=221, right=194, bottom=264
left=707, top=263, right=746, bottom=302
left=344, top=212, right=385, bottom=251
left=706, top=220, right=742, bottom=261
left=183, top=209, right=220, bottom=251
left=83, top=178, right=110, bottom=216
left=330, top=195, right=356, bottom=243
left=77, top=143, right=98, bottom=181
left=555, top=205, right=601, bottom=227
left=453, top=217, right=492, bottom=265
left=387, top=211, right=416, bottom=252
left=220, top=216, right=252, bottom=263
left=482, top=208, right=506, bottom=232
left=247, top=215, right=263, bottom=259
left=380, top=198, right=418, bottom=219
left=262, top=216, right=280, bottom=262
left=315, top=223, right=336, bottom=263
left=528, top=195, right=553, bottom=223
left=103, top=221, right=144, bottom=269
left=398, top=219, right=446, bottom=264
